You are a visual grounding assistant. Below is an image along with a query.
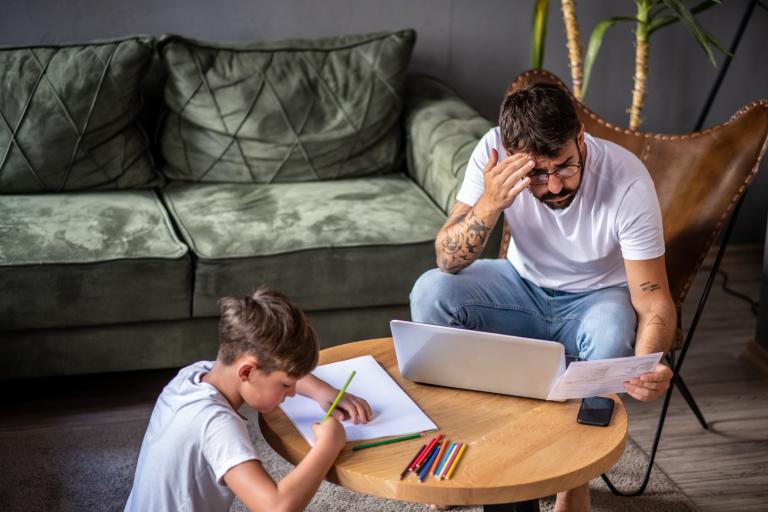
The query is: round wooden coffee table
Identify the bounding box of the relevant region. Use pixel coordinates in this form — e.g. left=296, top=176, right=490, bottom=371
left=260, top=338, right=627, bottom=510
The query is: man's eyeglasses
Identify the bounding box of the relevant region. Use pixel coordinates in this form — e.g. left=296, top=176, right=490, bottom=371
left=527, top=138, right=583, bottom=186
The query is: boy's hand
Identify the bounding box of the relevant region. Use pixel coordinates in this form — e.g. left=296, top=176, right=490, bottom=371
left=295, top=373, right=373, bottom=424
left=311, top=417, right=346, bottom=452
left=321, top=391, right=373, bottom=425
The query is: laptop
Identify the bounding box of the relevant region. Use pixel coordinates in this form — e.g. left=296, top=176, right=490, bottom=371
left=390, top=320, right=566, bottom=401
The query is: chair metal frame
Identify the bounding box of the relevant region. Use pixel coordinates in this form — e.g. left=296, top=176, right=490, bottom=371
left=602, top=0, right=764, bottom=495
left=601, top=194, right=745, bottom=496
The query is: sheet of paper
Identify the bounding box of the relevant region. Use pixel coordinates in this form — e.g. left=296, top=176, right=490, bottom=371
left=279, top=355, right=437, bottom=446
left=546, top=352, right=663, bottom=400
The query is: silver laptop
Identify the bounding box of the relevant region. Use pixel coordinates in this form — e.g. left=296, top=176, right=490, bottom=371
left=390, top=320, right=566, bottom=401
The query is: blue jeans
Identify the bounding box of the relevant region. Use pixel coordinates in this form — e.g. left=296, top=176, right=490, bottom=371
left=410, top=260, right=636, bottom=361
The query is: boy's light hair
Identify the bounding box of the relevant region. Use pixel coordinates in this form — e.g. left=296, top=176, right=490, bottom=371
left=217, top=287, right=319, bottom=377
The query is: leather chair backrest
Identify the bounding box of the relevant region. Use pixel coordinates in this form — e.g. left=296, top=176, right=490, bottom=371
left=499, top=69, right=768, bottom=308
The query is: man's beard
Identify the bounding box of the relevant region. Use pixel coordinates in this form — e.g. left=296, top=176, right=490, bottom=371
left=537, top=187, right=578, bottom=210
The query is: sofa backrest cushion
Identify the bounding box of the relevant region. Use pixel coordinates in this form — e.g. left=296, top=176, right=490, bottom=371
left=158, top=30, right=415, bottom=183
left=0, top=37, right=161, bottom=193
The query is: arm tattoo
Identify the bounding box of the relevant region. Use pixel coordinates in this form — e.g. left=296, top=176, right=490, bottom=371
left=640, top=281, right=661, bottom=292
left=647, top=314, right=666, bottom=327
left=438, top=209, right=491, bottom=273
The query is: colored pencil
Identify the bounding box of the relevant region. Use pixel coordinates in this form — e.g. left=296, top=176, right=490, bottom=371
left=445, top=443, right=467, bottom=479
left=414, top=438, right=440, bottom=474
left=418, top=444, right=440, bottom=482
left=399, top=444, right=425, bottom=480
left=408, top=443, right=430, bottom=472
left=438, top=443, right=460, bottom=480
left=322, top=370, right=356, bottom=422
left=412, top=434, right=441, bottom=472
left=440, top=443, right=462, bottom=480
left=435, top=442, right=456, bottom=477
left=352, top=433, right=422, bottom=451
left=430, top=440, right=449, bottom=475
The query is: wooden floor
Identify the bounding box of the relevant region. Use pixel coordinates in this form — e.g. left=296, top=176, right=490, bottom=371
left=624, top=244, right=768, bottom=512
left=2, top=245, right=767, bottom=511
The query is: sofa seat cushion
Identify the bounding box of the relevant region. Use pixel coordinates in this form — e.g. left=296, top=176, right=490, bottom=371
left=161, top=174, right=446, bottom=316
left=0, top=192, right=190, bottom=329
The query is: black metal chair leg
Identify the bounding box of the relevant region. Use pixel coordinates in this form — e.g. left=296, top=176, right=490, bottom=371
left=673, top=374, right=709, bottom=430
left=601, top=380, right=675, bottom=496
left=602, top=1, right=757, bottom=497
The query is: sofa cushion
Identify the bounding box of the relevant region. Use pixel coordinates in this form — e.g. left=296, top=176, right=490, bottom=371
left=0, top=192, right=190, bottom=329
left=0, top=37, right=162, bottom=193
left=161, top=174, right=445, bottom=316
left=158, top=30, right=415, bottom=183
left=404, top=75, right=493, bottom=213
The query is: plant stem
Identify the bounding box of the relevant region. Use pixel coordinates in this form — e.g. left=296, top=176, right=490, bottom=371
left=630, top=1, right=651, bottom=129
left=561, top=0, right=583, bottom=99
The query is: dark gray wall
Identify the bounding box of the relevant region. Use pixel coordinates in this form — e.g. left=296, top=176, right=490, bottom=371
left=2, top=0, right=767, bottom=242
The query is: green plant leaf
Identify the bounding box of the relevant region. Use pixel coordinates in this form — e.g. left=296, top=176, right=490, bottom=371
left=649, top=2, right=670, bottom=20
left=661, top=0, right=719, bottom=65
left=648, top=0, right=720, bottom=33
left=648, top=14, right=676, bottom=33
left=531, top=0, right=549, bottom=69
left=581, top=17, right=636, bottom=99
left=705, top=32, right=732, bottom=57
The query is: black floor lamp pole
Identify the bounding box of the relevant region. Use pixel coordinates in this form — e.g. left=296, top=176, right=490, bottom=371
left=694, top=0, right=759, bottom=131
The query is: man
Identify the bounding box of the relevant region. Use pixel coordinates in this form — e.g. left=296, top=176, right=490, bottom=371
left=410, top=83, right=675, bottom=512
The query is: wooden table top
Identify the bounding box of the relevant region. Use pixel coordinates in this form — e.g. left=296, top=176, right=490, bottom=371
left=259, top=338, right=628, bottom=506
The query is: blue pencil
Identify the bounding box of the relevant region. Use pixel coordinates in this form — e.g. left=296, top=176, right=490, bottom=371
left=418, top=443, right=440, bottom=482
left=435, top=442, right=456, bottom=476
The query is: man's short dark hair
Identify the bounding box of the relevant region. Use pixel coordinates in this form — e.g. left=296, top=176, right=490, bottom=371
left=499, top=83, right=580, bottom=158
left=217, top=287, right=319, bottom=377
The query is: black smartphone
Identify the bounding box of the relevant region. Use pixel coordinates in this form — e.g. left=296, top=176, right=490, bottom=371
left=577, top=396, right=614, bottom=427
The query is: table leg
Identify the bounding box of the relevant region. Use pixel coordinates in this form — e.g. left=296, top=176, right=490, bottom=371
left=483, top=499, right=540, bottom=512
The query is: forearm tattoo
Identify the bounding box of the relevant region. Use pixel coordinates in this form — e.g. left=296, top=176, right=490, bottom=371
left=640, top=281, right=661, bottom=292
left=647, top=314, right=666, bottom=327
left=438, top=209, right=491, bottom=273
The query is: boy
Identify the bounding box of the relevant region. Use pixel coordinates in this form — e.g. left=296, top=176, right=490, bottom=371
left=125, top=287, right=372, bottom=512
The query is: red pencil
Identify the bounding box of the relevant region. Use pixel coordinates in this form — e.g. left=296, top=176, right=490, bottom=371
left=400, top=444, right=425, bottom=480
left=407, top=443, right=428, bottom=472
left=412, top=434, right=442, bottom=472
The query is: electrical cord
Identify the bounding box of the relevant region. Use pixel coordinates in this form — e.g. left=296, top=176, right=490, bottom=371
left=700, top=265, right=760, bottom=317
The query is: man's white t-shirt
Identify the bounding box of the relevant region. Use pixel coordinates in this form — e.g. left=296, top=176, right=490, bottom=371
left=456, top=128, right=664, bottom=292
left=125, top=361, right=259, bottom=512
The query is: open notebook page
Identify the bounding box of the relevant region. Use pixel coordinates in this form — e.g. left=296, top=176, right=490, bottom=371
left=279, top=355, right=437, bottom=446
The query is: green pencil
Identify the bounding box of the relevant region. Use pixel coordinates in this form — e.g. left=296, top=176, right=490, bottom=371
left=321, top=370, right=356, bottom=422
left=352, top=433, right=422, bottom=451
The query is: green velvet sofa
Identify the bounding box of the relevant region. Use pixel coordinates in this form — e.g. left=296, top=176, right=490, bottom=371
left=0, top=30, right=493, bottom=379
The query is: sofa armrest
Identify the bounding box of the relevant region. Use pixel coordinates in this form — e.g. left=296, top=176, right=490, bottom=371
left=404, top=75, right=493, bottom=214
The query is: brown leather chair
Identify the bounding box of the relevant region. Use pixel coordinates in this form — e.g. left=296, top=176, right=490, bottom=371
left=499, top=69, right=768, bottom=495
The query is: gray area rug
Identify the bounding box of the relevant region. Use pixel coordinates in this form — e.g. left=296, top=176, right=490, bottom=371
left=0, top=410, right=697, bottom=512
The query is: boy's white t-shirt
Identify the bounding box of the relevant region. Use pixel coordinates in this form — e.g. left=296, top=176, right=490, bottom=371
left=125, top=361, right=260, bottom=512
left=456, top=128, right=664, bottom=292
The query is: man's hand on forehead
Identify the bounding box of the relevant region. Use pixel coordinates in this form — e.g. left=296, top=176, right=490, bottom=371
left=478, top=148, right=533, bottom=213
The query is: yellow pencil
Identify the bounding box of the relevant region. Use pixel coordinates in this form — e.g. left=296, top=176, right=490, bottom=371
left=445, top=443, right=467, bottom=479
left=322, top=370, right=356, bottom=422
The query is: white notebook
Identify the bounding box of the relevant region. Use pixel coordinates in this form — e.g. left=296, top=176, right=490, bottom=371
left=279, top=355, right=437, bottom=446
